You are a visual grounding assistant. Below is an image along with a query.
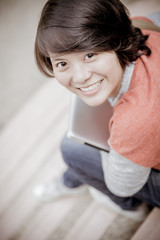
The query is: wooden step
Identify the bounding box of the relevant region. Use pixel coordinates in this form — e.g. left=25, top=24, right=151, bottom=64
left=131, top=207, right=160, bottom=240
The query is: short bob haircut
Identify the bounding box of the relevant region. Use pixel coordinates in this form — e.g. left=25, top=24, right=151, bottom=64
left=35, top=0, right=151, bottom=77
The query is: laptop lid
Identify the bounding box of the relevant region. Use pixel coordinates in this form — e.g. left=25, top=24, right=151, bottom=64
left=67, top=94, right=113, bottom=152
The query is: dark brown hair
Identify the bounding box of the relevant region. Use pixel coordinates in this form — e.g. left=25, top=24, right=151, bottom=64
left=35, top=0, right=151, bottom=77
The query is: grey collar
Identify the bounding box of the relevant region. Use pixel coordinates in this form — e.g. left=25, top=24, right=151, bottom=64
left=108, top=62, right=135, bottom=107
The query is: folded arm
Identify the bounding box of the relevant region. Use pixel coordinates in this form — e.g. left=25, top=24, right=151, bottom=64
left=101, top=143, right=151, bottom=197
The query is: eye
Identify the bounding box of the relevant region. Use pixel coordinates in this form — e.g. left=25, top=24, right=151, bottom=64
left=85, top=53, right=95, bottom=60
left=56, top=61, right=67, bottom=68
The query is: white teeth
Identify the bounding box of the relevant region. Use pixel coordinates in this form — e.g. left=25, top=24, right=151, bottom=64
left=80, top=81, right=101, bottom=92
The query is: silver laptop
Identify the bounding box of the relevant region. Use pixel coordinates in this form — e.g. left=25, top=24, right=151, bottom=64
left=67, top=94, right=113, bottom=152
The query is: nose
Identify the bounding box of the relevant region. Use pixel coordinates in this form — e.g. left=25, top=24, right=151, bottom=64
left=72, top=63, right=92, bottom=84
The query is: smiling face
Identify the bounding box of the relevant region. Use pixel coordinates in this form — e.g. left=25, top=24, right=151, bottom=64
left=50, top=51, right=124, bottom=106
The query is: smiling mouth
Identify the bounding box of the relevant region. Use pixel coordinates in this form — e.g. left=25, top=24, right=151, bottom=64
left=78, top=80, right=103, bottom=92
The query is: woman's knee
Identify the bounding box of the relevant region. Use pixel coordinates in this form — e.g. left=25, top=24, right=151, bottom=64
left=60, top=135, right=80, bottom=167
left=60, top=134, right=102, bottom=171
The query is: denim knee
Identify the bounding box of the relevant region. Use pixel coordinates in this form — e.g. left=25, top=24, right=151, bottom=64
left=60, top=135, right=75, bottom=168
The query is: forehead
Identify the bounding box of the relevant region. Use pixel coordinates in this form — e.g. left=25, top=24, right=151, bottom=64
left=49, top=51, right=89, bottom=60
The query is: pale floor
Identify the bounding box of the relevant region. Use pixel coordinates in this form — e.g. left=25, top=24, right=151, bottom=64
left=1, top=0, right=160, bottom=240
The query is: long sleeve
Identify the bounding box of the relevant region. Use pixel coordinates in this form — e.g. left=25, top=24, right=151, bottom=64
left=101, top=142, right=151, bottom=197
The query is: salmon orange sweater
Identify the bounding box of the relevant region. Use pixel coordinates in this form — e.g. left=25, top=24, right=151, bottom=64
left=109, top=28, right=160, bottom=170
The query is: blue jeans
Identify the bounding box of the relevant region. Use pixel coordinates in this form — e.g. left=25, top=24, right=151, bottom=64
left=61, top=135, right=160, bottom=210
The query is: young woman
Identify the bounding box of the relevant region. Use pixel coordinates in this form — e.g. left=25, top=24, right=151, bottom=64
left=33, top=0, right=160, bottom=220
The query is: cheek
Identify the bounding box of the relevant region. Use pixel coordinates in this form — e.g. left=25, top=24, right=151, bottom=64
left=54, top=73, right=70, bottom=87
left=114, top=62, right=123, bottom=81
left=108, top=56, right=123, bottom=80
left=93, top=58, right=116, bottom=77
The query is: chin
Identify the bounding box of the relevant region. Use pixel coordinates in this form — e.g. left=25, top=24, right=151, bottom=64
left=82, top=96, right=107, bottom=107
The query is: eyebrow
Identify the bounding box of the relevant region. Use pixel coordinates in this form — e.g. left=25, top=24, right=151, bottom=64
left=50, top=53, right=65, bottom=60
left=51, top=58, right=65, bottom=62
